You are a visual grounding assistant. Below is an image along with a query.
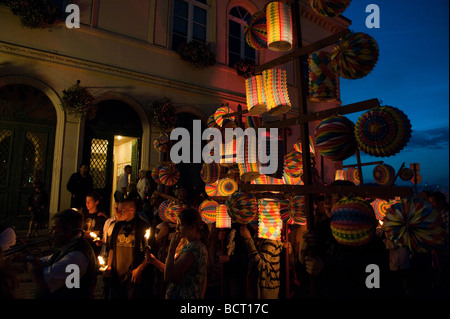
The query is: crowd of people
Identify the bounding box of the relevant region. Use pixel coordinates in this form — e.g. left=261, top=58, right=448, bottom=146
left=0, top=164, right=449, bottom=300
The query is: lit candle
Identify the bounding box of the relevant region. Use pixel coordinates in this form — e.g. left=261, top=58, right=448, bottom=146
left=144, top=228, right=151, bottom=251
left=98, top=255, right=108, bottom=272
left=90, top=232, right=100, bottom=241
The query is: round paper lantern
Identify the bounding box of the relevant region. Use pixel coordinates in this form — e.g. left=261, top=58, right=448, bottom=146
left=167, top=204, right=182, bottom=223
left=315, top=115, right=357, bottom=161
left=310, top=0, right=351, bottom=17
left=283, top=150, right=303, bottom=178
left=383, top=198, right=446, bottom=253
left=158, top=200, right=174, bottom=222
left=330, top=196, right=377, bottom=246
left=245, top=75, right=267, bottom=115
left=214, top=106, right=235, bottom=127
left=153, top=133, right=170, bottom=153
left=331, top=32, right=379, bottom=79
left=308, top=51, right=339, bottom=102
left=293, top=135, right=315, bottom=157
left=355, top=106, right=412, bottom=157
left=245, top=11, right=267, bottom=50
left=373, top=164, right=395, bottom=186
left=370, top=198, right=390, bottom=221
left=226, top=192, right=258, bottom=224
left=199, top=200, right=219, bottom=224
left=263, top=68, right=291, bottom=116
left=217, top=178, right=238, bottom=196
left=344, top=167, right=360, bottom=185
left=266, top=1, right=293, bottom=52
left=158, top=163, right=180, bottom=186
left=151, top=166, right=161, bottom=184
left=289, top=195, right=306, bottom=225
left=216, top=204, right=231, bottom=228
left=205, top=181, right=218, bottom=197
left=258, top=198, right=282, bottom=241
left=399, top=167, right=414, bottom=181
left=200, top=162, right=220, bottom=183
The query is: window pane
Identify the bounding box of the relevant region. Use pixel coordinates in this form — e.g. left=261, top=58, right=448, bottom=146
left=172, top=34, right=187, bottom=50
left=193, top=6, right=207, bottom=25
left=173, top=16, right=188, bottom=34
left=229, top=36, right=241, bottom=54
left=195, top=0, right=207, bottom=4
left=229, top=20, right=241, bottom=37
left=229, top=53, right=240, bottom=67
left=193, top=23, right=206, bottom=42
left=174, top=0, right=188, bottom=18
left=245, top=44, right=256, bottom=62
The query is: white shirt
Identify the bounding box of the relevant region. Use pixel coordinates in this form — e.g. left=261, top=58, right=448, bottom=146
left=116, top=173, right=129, bottom=193
left=137, top=177, right=148, bottom=199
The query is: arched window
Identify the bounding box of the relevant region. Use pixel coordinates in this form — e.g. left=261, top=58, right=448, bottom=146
left=171, top=0, right=209, bottom=50
left=228, top=6, right=255, bottom=67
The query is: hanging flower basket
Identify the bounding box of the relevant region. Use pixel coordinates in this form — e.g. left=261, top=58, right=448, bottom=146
left=233, top=60, right=256, bottom=78
left=177, top=41, right=216, bottom=68
left=149, top=97, right=178, bottom=132
left=6, top=0, right=61, bottom=28
left=61, top=81, right=97, bottom=120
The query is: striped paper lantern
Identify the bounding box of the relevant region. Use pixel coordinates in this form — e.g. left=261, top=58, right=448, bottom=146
left=200, top=162, right=220, bottom=183
left=283, top=150, right=303, bottom=178
left=245, top=11, right=268, bottom=50
left=237, top=137, right=261, bottom=182
left=226, top=192, right=258, bottom=224
left=310, top=0, right=351, bottom=18
left=158, top=200, right=174, bottom=222
left=289, top=195, right=307, bottom=225
left=399, top=167, right=414, bottom=181
left=245, top=75, right=267, bottom=115
left=266, top=1, right=293, bottom=52
left=214, top=106, right=235, bottom=127
left=344, top=167, right=360, bottom=185
left=158, top=163, right=180, bottom=186
left=335, top=169, right=345, bottom=180
left=258, top=198, right=282, bottom=241
left=263, top=68, right=291, bottom=116
left=259, top=130, right=285, bottom=179
left=199, top=199, right=219, bottom=224
left=308, top=51, right=339, bottom=102
left=293, top=135, right=315, bottom=157
left=205, top=181, right=219, bottom=197
left=217, top=178, right=238, bottom=196
left=151, top=166, right=161, bottom=184
left=373, top=164, right=395, bottom=186
left=216, top=204, right=231, bottom=228
left=153, top=133, right=170, bottom=153
left=244, top=115, right=262, bottom=129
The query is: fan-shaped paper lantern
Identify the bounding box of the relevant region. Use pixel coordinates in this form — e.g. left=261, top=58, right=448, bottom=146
left=158, top=200, right=174, bottom=222
left=330, top=196, right=377, bottom=246
left=315, top=115, right=357, bottom=161
left=383, top=198, right=446, bottom=253
left=331, top=32, right=379, bottom=79
left=310, top=0, right=351, bottom=17
left=245, top=75, right=267, bottom=115
left=200, top=162, right=220, bottom=183
left=216, top=204, right=231, bottom=228
left=217, top=178, right=238, bottom=196
left=199, top=200, right=219, bottom=224
left=344, top=167, right=360, bottom=185
left=258, top=198, right=282, bottom=241
left=266, top=1, right=293, bottom=52
left=158, top=163, right=180, bottom=186
left=245, top=11, right=268, bottom=50
left=226, top=192, right=258, bottom=224
left=214, top=106, right=235, bottom=127
left=289, top=195, right=306, bottom=225
left=373, top=164, right=395, bottom=186
left=370, top=198, right=390, bottom=221
left=205, top=181, right=218, bottom=197
left=151, top=166, right=161, bottom=184
left=263, top=68, right=291, bottom=116
left=153, top=133, right=170, bottom=153
left=355, top=106, right=412, bottom=157
left=399, top=167, right=414, bottom=181
left=308, top=51, right=339, bottom=102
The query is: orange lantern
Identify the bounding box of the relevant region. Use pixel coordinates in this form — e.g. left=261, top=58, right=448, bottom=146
left=258, top=198, right=282, bottom=241
left=216, top=204, right=231, bottom=228
left=266, top=1, right=293, bottom=52
left=245, top=75, right=267, bottom=115
left=263, top=68, right=291, bottom=116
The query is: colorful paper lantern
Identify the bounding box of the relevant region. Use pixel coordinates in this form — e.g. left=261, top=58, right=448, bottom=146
left=251, top=174, right=285, bottom=186
left=200, top=162, right=220, bottom=183
left=214, top=106, right=235, bottom=127
left=217, top=178, right=238, bottom=196
left=199, top=200, right=219, bottom=224
left=331, top=32, right=379, bottom=79
left=244, top=115, right=262, bottom=129
left=289, top=195, right=307, bottom=225
left=383, top=198, right=446, bottom=253
left=258, top=198, right=282, bottom=241
left=226, top=192, right=258, bottom=224
left=330, top=196, right=377, bottom=246
left=293, top=135, right=315, bottom=157
left=344, top=167, right=360, bottom=185
left=308, top=51, right=339, bottom=102
left=237, top=137, right=261, bottom=182
left=335, top=169, right=345, bottom=181
left=158, top=200, right=174, bottom=223
left=168, top=204, right=182, bottom=223
left=315, top=115, right=357, bottom=161
left=158, top=163, right=180, bottom=186
left=260, top=130, right=285, bottom=179
left=399, top=167, right=414, bottom=181
left=245, top=75, right=267, bottom=115
left=266, top=1, right=293, bottom=52
left=373, top=164, right=395, bottom=186
left=205, top=181, right=218, bottom=197
left=310, top=0, right=351, bottom=17
left=280, top=199, right=292, bottom=224
left=151, top=166, right=162, bottom=184
left=216, top=204, right=231, bottom=228
left=263, top=68, right=291, bottom=116
left=283, top=150, right=303, bottom=178
left=153, top=133, right=170, bottom=153
left=245, top=11, right=268, bottom=50
left=355, top=106, right=412, bottom=157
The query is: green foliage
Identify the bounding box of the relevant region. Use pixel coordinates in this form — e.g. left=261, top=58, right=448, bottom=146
left=61, top=81, right=96, bottom=120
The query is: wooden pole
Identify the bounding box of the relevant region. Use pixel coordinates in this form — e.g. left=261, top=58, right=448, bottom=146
left=355, top=149, right=364, bottom=185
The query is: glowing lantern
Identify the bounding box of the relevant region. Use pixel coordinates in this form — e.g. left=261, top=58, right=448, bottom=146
left=216, top=204, right=231, bottom=228
left=293, top=135, right=315, bottom=157
left=335, top=169, right=345, bottom=180
left=266, top=1, right=293, bottom=52
left=245, top=75, right=267, bottom=115
left=258, top=198, right=282, bottom=241
left=237, top=137, right=261, bottom=182
left=308, top=51, right=339, bottom=102
left=199, top=200, right=219, bottom=224
left=200, top=162, right=220, bottom=183
left=263, top=68, right=291, bottom=116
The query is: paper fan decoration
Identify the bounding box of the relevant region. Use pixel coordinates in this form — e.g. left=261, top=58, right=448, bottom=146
left=151, top=166, right=161, bottom=184
left=245, top=11, right=267, bottom=50
left=382, top=198, right=446, bottom=253
left=331, top=32, right=379, bottom=79
left=310, top=0, right=351, bottom=17
left=199, top=200, right=219, bottom=224
left=315, top=115, right=357, bottom=161
left=370, top=198, right=391, bottom=221
left=158, top=200, right=176, bottom=223
left=153, top=133, right=170, bottom=153
left=373, top=164, right=395, bottom=186
left=217, top=178, right=238, bottom=196
left=399, top=167, right=414, bottom=181
left=226, top=192, right=258, bottom=224
left=158, top=163, right=180, bottom=186
left=214, top=105, right=235, bottom=127
left=355, top=106, right=412, bottom=157
left=344, top=167, right=360, bottom=185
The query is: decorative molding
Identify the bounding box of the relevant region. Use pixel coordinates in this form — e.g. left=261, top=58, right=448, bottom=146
left=299, top=3, right=351, bottom=34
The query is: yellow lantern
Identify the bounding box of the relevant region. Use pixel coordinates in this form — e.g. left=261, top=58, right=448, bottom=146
left=266, top=1, right=293, bottom=52
left=263, top=68, right=291, bottom=116
left=258, top=198, right=282, bottom=241
left=216, top=204, right=231, bottom=228
left=245, top=75, right=267, bottom=115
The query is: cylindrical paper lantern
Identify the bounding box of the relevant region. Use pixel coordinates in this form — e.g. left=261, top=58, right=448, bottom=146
left=293, top=135, right=315, bottom=157
left=226, top=192, right=258, bottom=224
left=289, top=195, right=306, bottom=225
left=263, top=68, right=291, bottom=116
left=245, top=75, right=267, bottom=115
left=200, top=162, right=220, bottom=183
left=310, top=0, right=351, bottom=17
left=245, top=11, right=268, bottom=50
left=330, top=196, right=377, bottom=246
left=199, top=200, right=219, bottom=224
left=237, top=137, right=261, bottom=182
left=216, top=204, right=231, bottom=228
left=158, top=163, right=180, bottom=186
left=335, top=169, right=345, bottom=180
left=258, top=198, right=282, bottom=241
left=308, top=51, right=339, bottom=102
left=315, top=115, right=357, bottom=161
left=373, top=164, right=395, bottom=186
left=217, top=178, right=238, bottom=196
left=266, top=1, right=293, bottom=52
left=344, top=167, right=360, bottom=185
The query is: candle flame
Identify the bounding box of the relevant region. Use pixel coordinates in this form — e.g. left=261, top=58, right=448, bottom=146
left=98, top=256, right=105, bottom=265
left=144, top=228, right=151, bottom=240
left=90, top=232, right=97, bottom=238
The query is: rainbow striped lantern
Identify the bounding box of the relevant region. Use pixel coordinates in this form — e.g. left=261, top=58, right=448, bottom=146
left=251, top=174, right=285, bottom=188
left=314, top=115, right=357, bottom=161
left=258, top=198, right=282, bottom=241
left=335, top=169, right=345, bottom=181
left=280, top=199, right=293, bottom=224
left=344, top=167, right=360, bottom=185
left=217, top=178, right=238, bottom=196
left=310, top=0, right=351, bottom=18
left=330, top=196, right=377, bottom=246
left=200, top=162, right=220, bottom=183
left=199, top=200, right=219, bottom=224
left=226, top=192, right=258, bottom=224
left=266, top=1, right=293, bottom=52
left=237, top=136, right=261, bottom=182
left=214, top=106, right=235, bottom=127
left=308, top=51, right=339, bottom=102
left=216, top=204, right=231, bottom=228
left=263, top=68, right=291, bottom=116
left=373, top=164, right=395, bottom=186
left=151, top=166, right=162, bottom=184
left=245, top=75, right=267, bottom=115
left=245, top=11, right=268, bottom=50
left=153, top=133, right=170, bottom=153
left=283, top=150, right=303, bottom=178
left=289, top=195, right=307, bottom=225
left=370, top=198, right=390, bottom=221
left=158, top=163, right=180, bottom=186
left=205, top=181, right=218, bottom=197
left=293, top=135, right=315, bottom=157
left=158, top=200, right=174, bottom=223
